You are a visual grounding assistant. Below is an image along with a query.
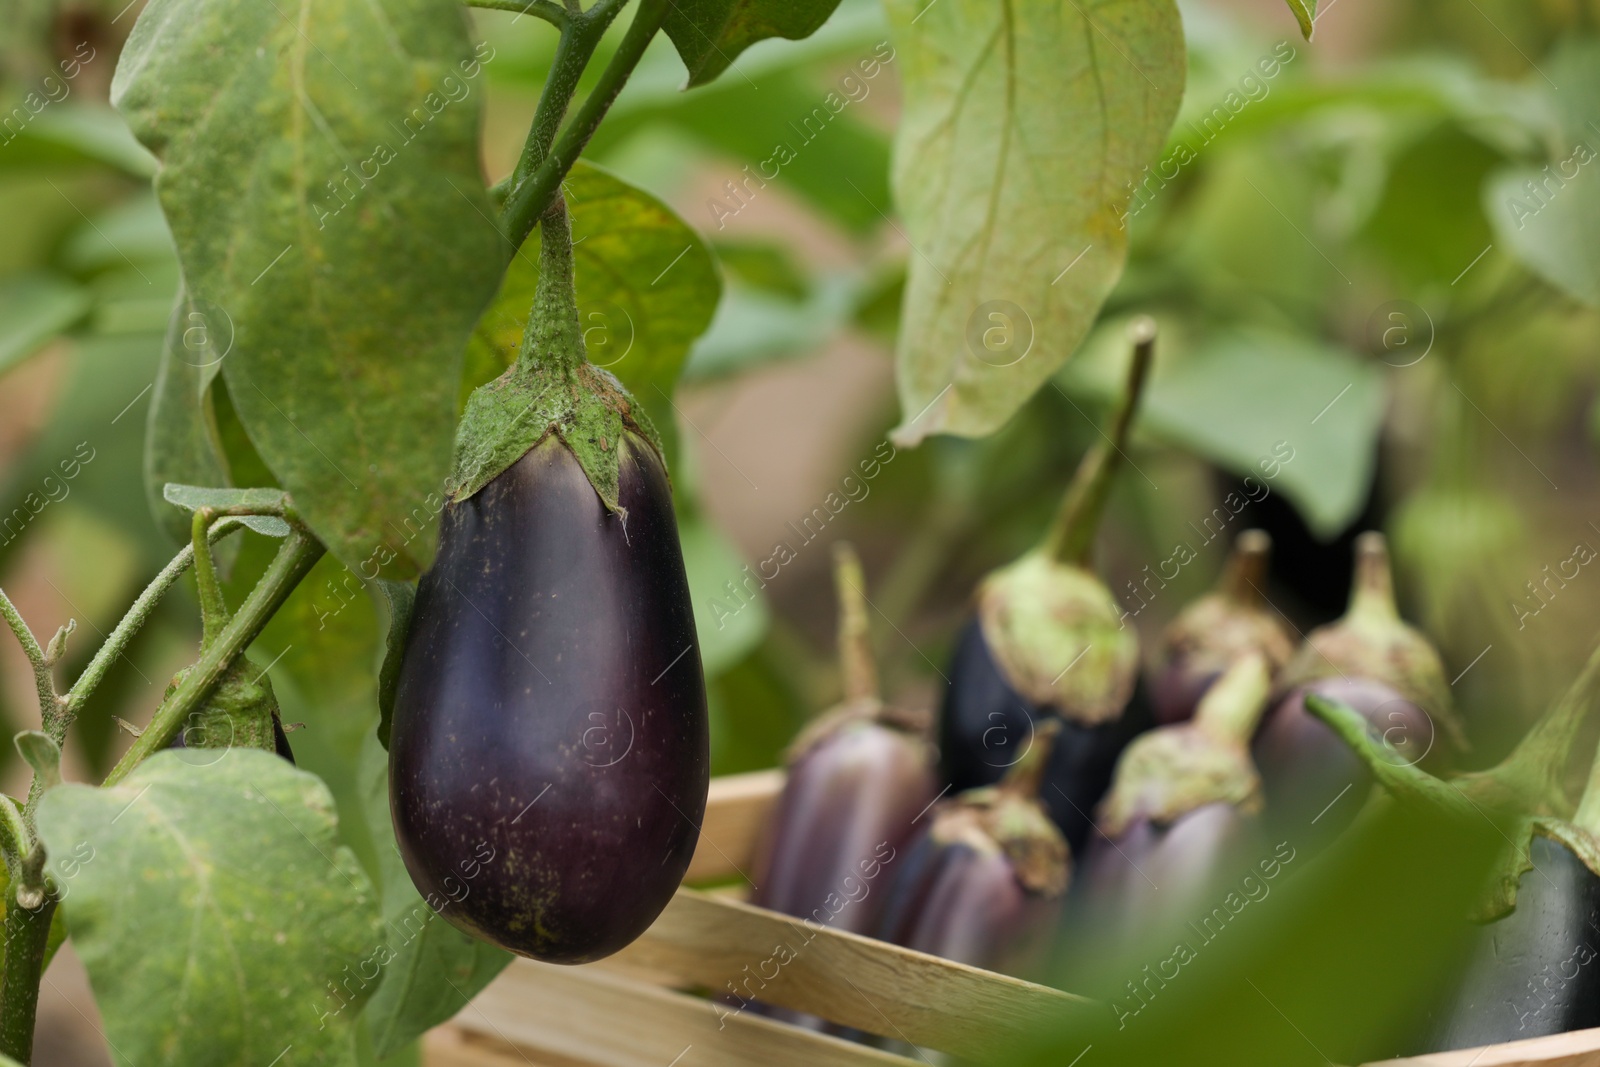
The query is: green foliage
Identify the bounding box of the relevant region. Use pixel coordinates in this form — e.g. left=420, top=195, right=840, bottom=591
left=111, top=0, right=506, bottom=579
left=884, top=0, right=1186, bottom=444
left=662, top=0, right=846, bottom=87
left=36, top=749, right=384, bottom=1067
left=374, top=580, right=415, bottom=751
left=0, top=273, right=88, bottom=376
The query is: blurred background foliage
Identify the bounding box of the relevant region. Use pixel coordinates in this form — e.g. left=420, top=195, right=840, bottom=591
left=4, top=0, right=1600, bottom=1055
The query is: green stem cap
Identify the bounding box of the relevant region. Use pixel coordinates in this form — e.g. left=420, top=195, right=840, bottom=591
left=1194, top=651, right=1272, bottom=744
left=832, top=542, right=879, bottom=705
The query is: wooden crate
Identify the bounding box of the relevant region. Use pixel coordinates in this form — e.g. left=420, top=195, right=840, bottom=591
left=423, top=772, right=1600, bottom=1067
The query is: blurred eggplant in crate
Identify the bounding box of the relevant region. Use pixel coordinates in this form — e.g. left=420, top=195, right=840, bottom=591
left=1150, top=529, right=1294, bottom=726
left=939, top=319, right=1157, bottom=853
left=749, top=543, right=938, bottom=935
left=1078, top=653, right=1272, bottom=936
left=1255, top=532, right=1463, bottom=834
left=877, top=720, right=1070, bottom=980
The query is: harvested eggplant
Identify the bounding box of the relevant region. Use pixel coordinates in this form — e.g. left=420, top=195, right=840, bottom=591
left=939, top=319, right=1156, bottom=852
left=1078, top=653, right=1271, bottom=934
left=1255, top=532, right=1460, bottom=833
left=878, top=721, right=1070, bottom=979
left=1306, top=639, right=1600, bottom=1051
left=1150, top=530, right=1293, bottom=726
left=389, top=201, right=708, bottom=964
left=750, top=543, right=938, bottom=935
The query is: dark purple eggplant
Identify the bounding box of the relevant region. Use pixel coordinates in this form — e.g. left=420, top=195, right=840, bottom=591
left=1254, top=532, right=1460, bottom=833
left=388, top=201, right=707, bottom=964
left=1078, top=653, right=1270, bottom=934
left=750, top=543, right=937, bottom=935
left=939, top=319, right=1156, bottom=853
left=878, top=721, right=1069, bottom=979
left=1304, top=640, right=1600, bottom=1052
left=1150, top=530, right=1293, bottom=726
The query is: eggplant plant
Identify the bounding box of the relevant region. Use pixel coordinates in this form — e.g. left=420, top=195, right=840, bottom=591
left=939, top=319, right=1156, bottom=852
left=1306, top=639, right=1600, bottom=1051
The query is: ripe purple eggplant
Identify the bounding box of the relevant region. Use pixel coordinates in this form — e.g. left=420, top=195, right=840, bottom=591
left=750, top=543, right=938, bottom=935
left=939, top=320, right=1157, bottom=853
left=1078, top=653, right=1271, bottom=934
left=388, top=201, right=707, bottom=964
left=1304, top=640, right=1600, bottom=1052
left=1254, top=532, right=1460, bottom=832
left=877, top=721, right=1070, bottom=979
left=1150, top=530, right=1293, bottom=726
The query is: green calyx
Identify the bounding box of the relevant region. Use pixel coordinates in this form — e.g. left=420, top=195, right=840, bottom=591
left=941, top=721, right=1069, bottom=896
left=448, top=197, right=662, bottom=511
left=165, top=658, right=284, bottom=755
left=1281, top=532, right=1464, bottom=750
left=1162, top=530, right=1295, bottom=676
left=1304, top=635, right=1600, bottom=920
left=977, top=553, right=1139, bottom=724
left=1097, top=654, right=1269, bottom=839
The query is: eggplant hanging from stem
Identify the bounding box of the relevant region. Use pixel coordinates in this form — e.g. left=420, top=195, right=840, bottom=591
left=1150, top=530, right=1293, bottom=727
left=388, top=199, right=708, bottom=964
left=877, top=719, right=1070, bottom=980
left=1255, top=531, right=1461, bottom=835
left=939, top=318, right=1156, bottom=852
left=749, top=542, right=938, bottom=937
left=1305, top=637, right=1600, bottom=1052
left=1078, top=652, right=1272, bottom=936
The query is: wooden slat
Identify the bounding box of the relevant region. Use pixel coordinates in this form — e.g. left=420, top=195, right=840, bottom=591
left=684, top=769, right=783, bottom=883
left=589, top=887, right=1095, bottom=1061
left=1363, top=1028, right=1600, bottom=1067
left=451, top=953, right=913, bottom=1067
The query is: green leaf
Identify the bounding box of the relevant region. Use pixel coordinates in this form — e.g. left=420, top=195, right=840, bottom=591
left=883, top=0, right=1185, bottom=444
left=143, top=290, right=231, bottom=545
left=355, top=735, right=510, bottom=1056
left=112, top=0, right=505, bottom=580
left=0, top=272, right=89, bottom=376
left=663, top=0, right=846, bottom=88
left=162, top=483, right=292, bottom=538
left=1284, top=0, right=1315, bottom=40
left=36, top=749, right=384, bottom=1067
left=462, top=160, right=721, bottom=464
left=375, top=580, right=416, bottom=751
left=0, top=104, right=158, bottom=178
left=680, top=515, right=769, bottom=677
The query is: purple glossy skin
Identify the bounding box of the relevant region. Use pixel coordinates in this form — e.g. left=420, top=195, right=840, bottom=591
left=877, top=834, right=1061, bottom=978
left=751, top=720, right=936, bottom=935
left=1254, top=677, right=1430, bottom=834
left=389, top=436, right=709, bottom=964
left=1077, top=803, right=1255, bottom=936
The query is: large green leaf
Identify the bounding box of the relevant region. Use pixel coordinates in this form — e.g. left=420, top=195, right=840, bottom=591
left=663, top=0, right=846, bottom=87
left=111, top=0, right=505, bottom=579
left=354, top=736, right=510, bottom=1056
left=0, top=272, right=89, bottom=376
left=1486, top=38, right=1600, bottom=308
left=143, top=289, right=230, bottom=544
left=884, top=0, right=1185, bottom=444
left=36, top=749, right=384, bottom=1067
left=463, top=160, right=721, bottom=461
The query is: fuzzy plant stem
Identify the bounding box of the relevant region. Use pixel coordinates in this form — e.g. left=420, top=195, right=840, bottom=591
left=1042, top=317, right=1156, bottom=566
left=0, top=888, right=54, bottom=1064
left=516, top=196, right=585, bottom=377
left=831, top=542, right=879, bottom=704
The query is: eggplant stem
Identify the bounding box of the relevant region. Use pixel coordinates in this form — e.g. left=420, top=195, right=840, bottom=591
left=1194, top=652, right=1271, bottom=744
left=1218, top=529, right=1272, bottom=605
left=190, top=508, right=232, bottom=651
left=1302, top=694, right=1477, bottom=822
left=831, top=542, right=879, bottom=704
left=517, top=197, right=586, bottom=378
left=1043, top=317, right=1155, bottom=566
left=1347, top=531, right=1398, bottom=621
left=1001, top=718, right=1063, bottom=799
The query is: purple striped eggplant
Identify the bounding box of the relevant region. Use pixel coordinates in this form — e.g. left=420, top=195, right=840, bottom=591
left=1078, top=653, right=1271, bottom=934
left=877, top=721, right=1069, bottom=979
left=938, top=319, right=1157, bottom=853
left=750, top=543, right=937, bottom=936
left=388, top=201, right=707, bottom=964
left=1255, top=532, right=1460, bottom=834
left=1150, top=530, right=1293, bottom=726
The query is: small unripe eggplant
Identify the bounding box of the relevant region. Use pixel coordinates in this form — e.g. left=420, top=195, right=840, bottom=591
left=1150, top=530, right=1293, bottom=726
left=167, top=661, right=296, bottom=763
left=389, top=201, right=707, bottom=965
left=1078, top=653, right=1271, bottom=933
left=939, top=320, right=1156, bottom=853
left=750, top=544, right=938, bottom=934
left=877, top=721, right=1070, bottom=979
left=1255, top=532, right=1460, bottom=831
